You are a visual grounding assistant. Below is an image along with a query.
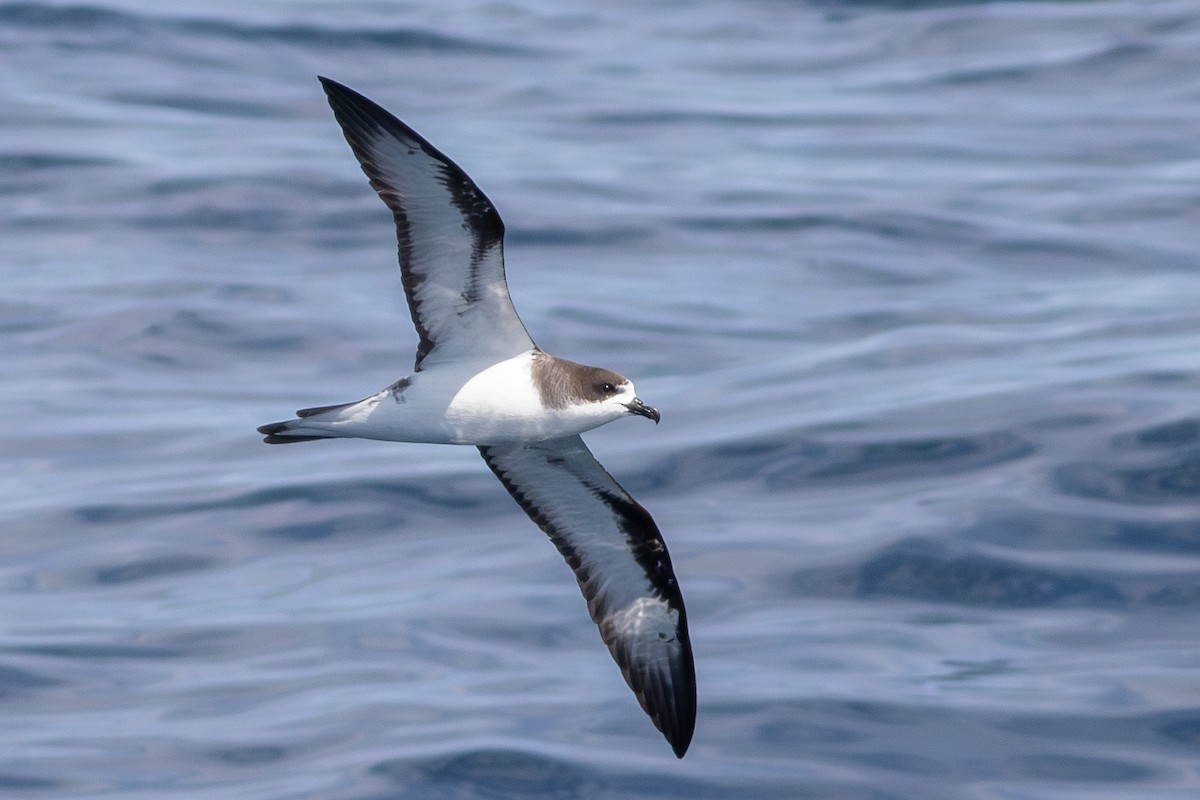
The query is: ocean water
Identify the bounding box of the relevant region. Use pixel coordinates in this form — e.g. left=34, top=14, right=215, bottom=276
left=4, top=0, right=1200, bottom=797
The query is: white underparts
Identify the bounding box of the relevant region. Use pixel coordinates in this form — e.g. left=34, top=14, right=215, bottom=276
left=281, top=350, right=638, bottom=446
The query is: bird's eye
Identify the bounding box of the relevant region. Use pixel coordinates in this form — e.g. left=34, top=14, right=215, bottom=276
left=599, top=382, right=616, bottom=394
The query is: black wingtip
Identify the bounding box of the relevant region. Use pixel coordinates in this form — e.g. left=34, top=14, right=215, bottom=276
left=317, top=75, right=367, bottom=112
left=316, top=75, right=342, bottom=101
left=631, top=658, right=694, bottom=757
left=316, top=75, right=343, bottom=95
left=665, top=665, right=697, bottom=758
left=650, top=640, right=696, bottom=758
left=316, top=75, right=388, bottom=117
left=672, top=737, right=691, bottom=759
left=667, top=710, right=695, bottom=758
left=316, top=76, right=382, bottom=123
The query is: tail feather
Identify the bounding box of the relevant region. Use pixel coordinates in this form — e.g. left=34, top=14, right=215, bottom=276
left=257, top=418, right=340, bottom=444
left=297, top=400, right=357, bottom=418
left=259, top=398, right=366, bottom=444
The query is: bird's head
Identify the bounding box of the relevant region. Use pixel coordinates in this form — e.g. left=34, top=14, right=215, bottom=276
left=533, top=355, right=661, bottom=428
left=588, top=376, right=660, bottom=424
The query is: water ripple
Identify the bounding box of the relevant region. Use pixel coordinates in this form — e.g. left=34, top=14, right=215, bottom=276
left=0, top=2, right=534, bottom=54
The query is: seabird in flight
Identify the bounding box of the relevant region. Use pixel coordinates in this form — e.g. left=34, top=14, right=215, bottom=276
left=258, top=77, right=695, bottom=757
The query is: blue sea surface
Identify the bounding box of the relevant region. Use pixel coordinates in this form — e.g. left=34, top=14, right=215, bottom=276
left=4, top=1, right=1200, bottom=797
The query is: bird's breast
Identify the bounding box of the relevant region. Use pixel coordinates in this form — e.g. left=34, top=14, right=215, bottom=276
left=442, top=351, right=605, bottom=444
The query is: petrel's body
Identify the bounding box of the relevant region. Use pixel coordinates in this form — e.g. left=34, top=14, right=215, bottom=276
left=258, top=78, right=695, bottom=757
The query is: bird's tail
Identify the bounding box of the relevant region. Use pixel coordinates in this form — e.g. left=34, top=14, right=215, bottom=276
left=257, top=401, right=357, bottom=444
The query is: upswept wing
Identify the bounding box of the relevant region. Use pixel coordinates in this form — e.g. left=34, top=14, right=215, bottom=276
left=478, top=436, right=696, bottom=757
left=319, top=77, right=535, bottom=370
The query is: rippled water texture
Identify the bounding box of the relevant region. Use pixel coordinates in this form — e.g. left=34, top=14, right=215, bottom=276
left=4, top=1, right=1200, bottom=798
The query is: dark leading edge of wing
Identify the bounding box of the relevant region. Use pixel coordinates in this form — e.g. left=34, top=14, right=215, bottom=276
left=317, top=77, right=535, bottom=370
left=479, top=436, right=696, bottom=757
